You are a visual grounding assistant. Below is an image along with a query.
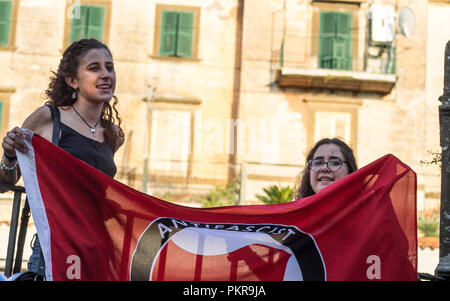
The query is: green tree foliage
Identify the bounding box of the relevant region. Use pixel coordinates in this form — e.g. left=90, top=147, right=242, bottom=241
left=201, top=181, right=240, bottom=208
left=420, top=151, right=441, bottom=167
left=255, top=185, right=294, bottom=204
left=418, top=212, right=440, bottom=238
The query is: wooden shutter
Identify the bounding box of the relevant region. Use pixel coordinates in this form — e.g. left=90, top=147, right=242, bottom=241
left=70, top=5, right=105, bottom=43
left=0, top=0, right=12, bottom=46
left=87, top=6, right=105, bottom=41
left=176, top=12, right=194, bottom=58
left=160, top=11, right=178, bottom=56
left=319, top=11, right=352, bottom=70
left=335, top=12, right=352, bottom=70
left=70, top=5, right=89, bottom=43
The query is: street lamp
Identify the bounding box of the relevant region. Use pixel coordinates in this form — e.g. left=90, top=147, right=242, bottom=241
left=436, top=40, right=450, bottom=280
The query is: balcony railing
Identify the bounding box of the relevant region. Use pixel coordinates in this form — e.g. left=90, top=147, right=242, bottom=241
left=271, top=34, right=397, bottom=94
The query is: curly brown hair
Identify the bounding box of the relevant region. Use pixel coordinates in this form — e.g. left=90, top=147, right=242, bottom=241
left=45, top=38, right=123, bottom=150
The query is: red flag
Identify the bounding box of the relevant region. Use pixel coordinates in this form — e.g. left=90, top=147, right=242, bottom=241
left=17, top=130, right=417, bottom=281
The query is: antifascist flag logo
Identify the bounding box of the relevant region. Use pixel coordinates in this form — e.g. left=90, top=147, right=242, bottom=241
left=130, top=218, right=326, bottom=281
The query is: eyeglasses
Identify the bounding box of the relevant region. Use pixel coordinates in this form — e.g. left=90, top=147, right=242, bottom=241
left=308, top=158, right=347, bottom=172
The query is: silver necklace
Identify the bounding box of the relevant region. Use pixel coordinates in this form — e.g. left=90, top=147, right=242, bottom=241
left=72, top=106, right=101, bottom=137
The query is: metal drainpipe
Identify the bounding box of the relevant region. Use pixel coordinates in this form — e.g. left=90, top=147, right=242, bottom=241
left=229, top=0, right=244, bottom=184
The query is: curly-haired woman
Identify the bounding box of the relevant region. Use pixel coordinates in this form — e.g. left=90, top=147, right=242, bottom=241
left=0, top=38, right=125, bottom=279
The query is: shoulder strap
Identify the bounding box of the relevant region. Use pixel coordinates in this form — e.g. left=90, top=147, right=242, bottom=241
left=46, top=104, right=61, bottom=145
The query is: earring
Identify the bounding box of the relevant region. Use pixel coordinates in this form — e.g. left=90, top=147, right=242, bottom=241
left=72, top=91, right=77, bottom=99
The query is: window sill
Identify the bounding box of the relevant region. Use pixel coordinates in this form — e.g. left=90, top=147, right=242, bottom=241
left=276, top=67, right=396, bottom=95
left=313, top=0, right=363, bottom=4
left=150, top=55, right=201, bottom=62
left=0, top=87, right=16, bottom=93
left=0, top=45, right=17, bottom=52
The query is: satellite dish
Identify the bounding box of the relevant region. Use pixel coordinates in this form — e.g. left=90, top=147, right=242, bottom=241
left=398, top=7, right=415, bottom=37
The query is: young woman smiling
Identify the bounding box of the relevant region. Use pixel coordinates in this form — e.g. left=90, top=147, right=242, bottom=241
left=0, top=38, right=125, bottom=279
left=294, top=138, right=358, bottom=200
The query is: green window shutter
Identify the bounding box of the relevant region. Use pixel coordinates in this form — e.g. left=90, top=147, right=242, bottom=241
left=390, top=45, right=396, bottom=74
left=319, top=12, right=335, bottom=69
left=335, top=12, right=352, bottom=70
left=318, top=11, right=352, bottom=70
left=70, top=5, right=105, bottom=43
left=160, top=11, right=178, bottom=56
left=70, top=5, right=89, bottom=43
left=87, top=6, right=105, bottom=41
left=176, top=12, right=194, bottom=58
left=0, top=0, right=12, bottom=46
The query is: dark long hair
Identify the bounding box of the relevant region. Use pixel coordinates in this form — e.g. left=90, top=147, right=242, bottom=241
left=294, top=138, right=358, bottom=200
left=45, top=38, right=123, bottom=150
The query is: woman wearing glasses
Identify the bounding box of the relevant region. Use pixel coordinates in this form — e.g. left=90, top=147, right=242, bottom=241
left=294, top=138, right=357, bottom=200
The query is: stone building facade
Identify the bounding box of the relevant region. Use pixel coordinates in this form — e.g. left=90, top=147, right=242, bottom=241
left=0, top=0, right=444, bottom=209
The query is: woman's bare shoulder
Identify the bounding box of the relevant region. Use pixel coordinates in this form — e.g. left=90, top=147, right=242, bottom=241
left=21, top=105, right=53, bottom=135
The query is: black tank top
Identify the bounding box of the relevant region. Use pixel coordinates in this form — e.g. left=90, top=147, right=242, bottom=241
left=47, top=105, right=117, bottom=178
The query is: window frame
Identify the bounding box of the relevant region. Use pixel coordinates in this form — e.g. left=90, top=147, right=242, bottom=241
left=63, top=0, right=111, bottom=49
left=146, top=96, right=201, bottom=183
left=0, top=0, right=19, bottom=51
left=318, top=10, right=353, bottom=70
left=304, top=97, right=361, bottom=155
left=69, top=5, right=106, bottom=43
left=311, top=1, right=360, bottom=71
left=153, top=4, right=200, bottom=61
left=148, top=108, right=193, bottom=177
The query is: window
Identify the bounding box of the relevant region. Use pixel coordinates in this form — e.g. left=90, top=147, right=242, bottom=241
left=0, top=0, right=12, bottom=46
left=0, top=0, right=17, bottom=48
left=70, top=5, right=105, bottom=43
left=318, top=11, right=352, bottom=70
left=149, top=109, right=192, bottom=176
left=64, top=0, right=111, bottom=48
left=145, top=94, right=201, bottom=184
left=310, top=1, right=359, bottom=71
left=154, top=5, right=200, bottom=59
left=304, top=97, right=361, bottom=153
left=160, top=11, right=194, bottom=57
left=314, top=111, right=351, bottom=143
